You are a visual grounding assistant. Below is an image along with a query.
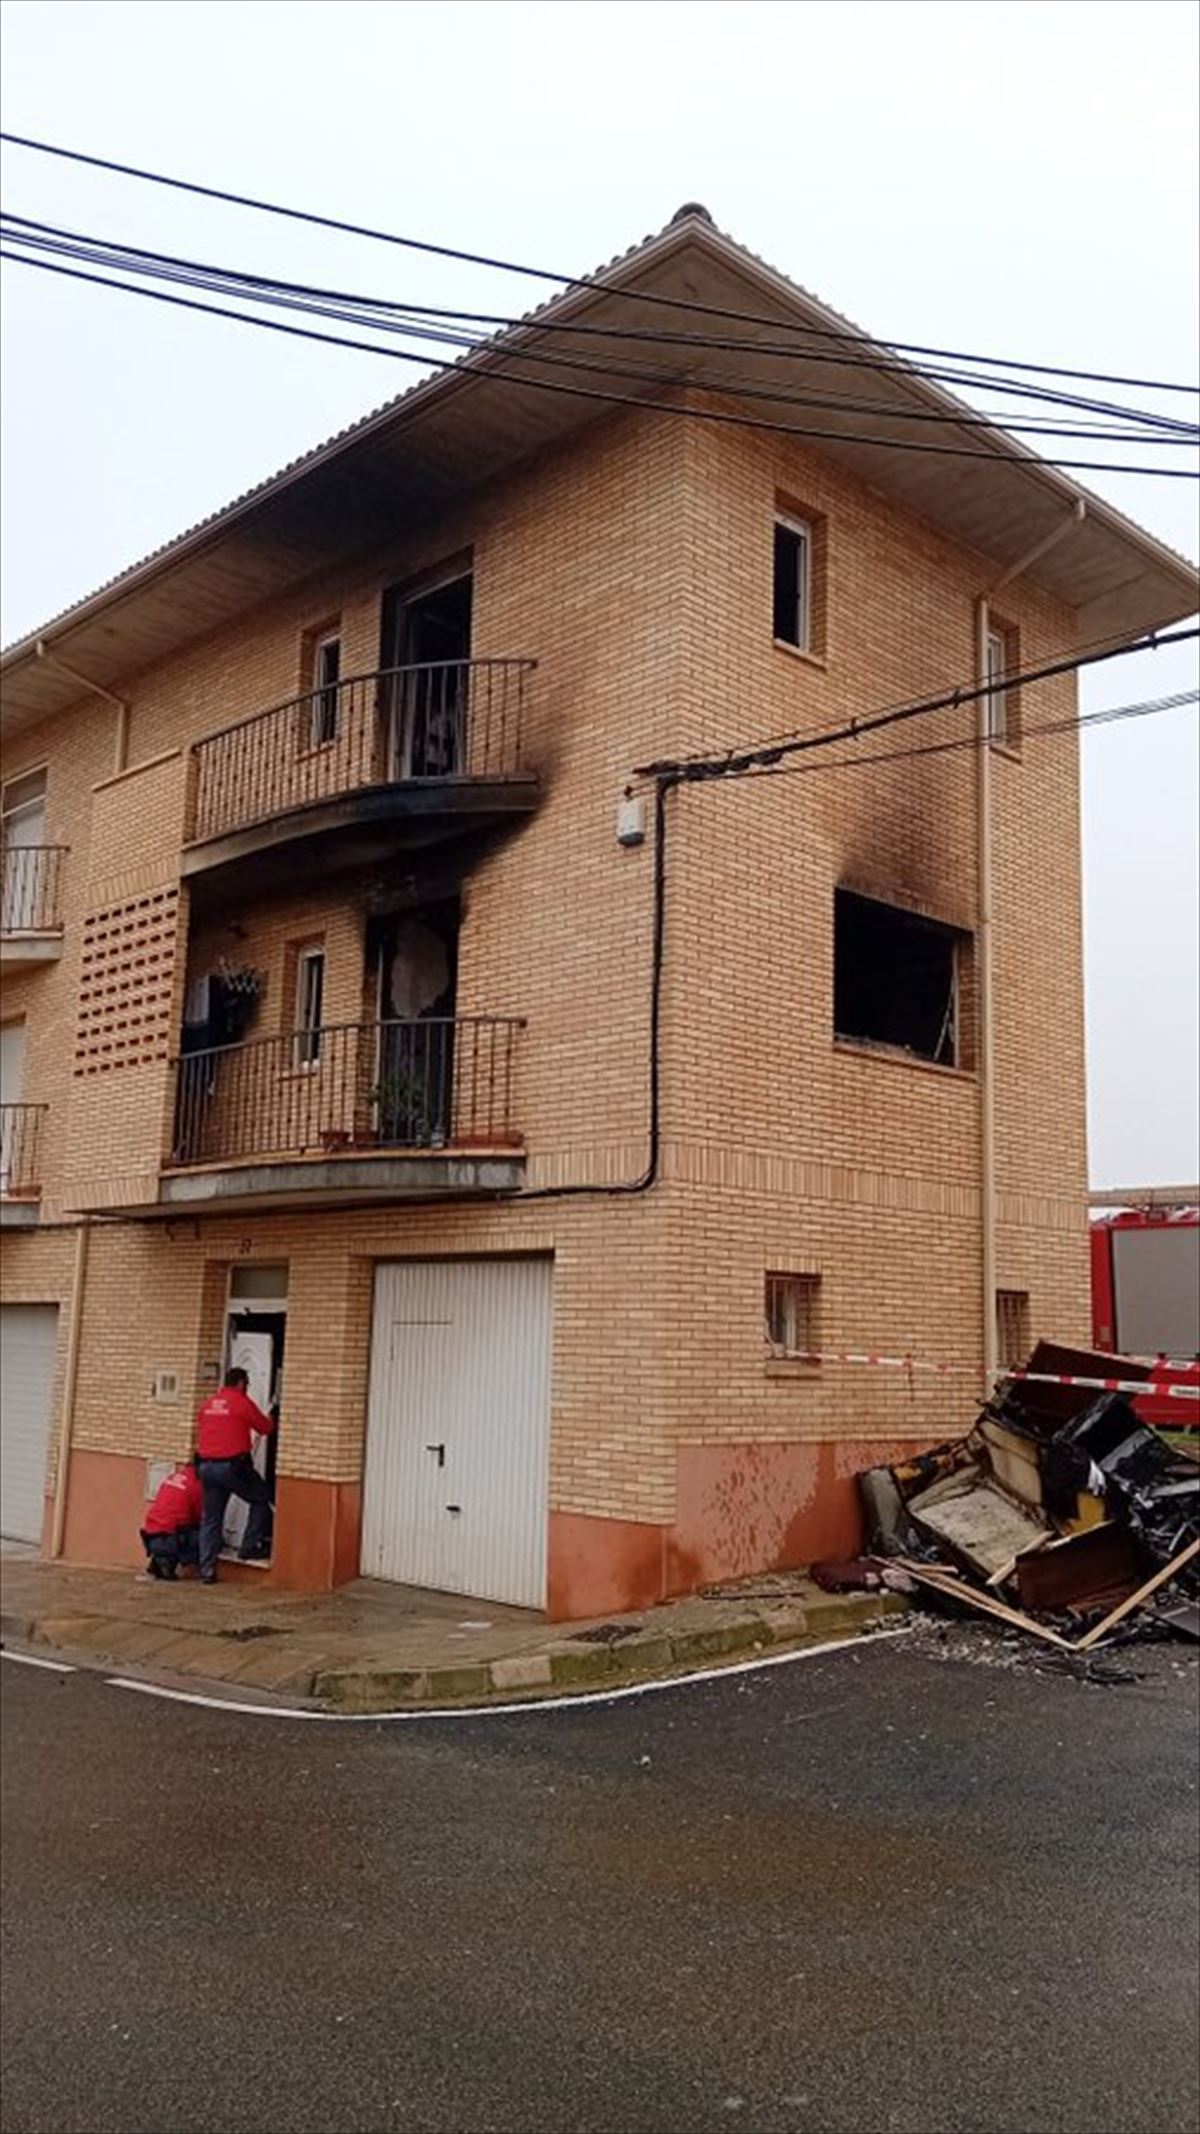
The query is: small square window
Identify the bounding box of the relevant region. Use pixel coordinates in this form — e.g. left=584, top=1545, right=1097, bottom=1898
left=765, top=1272, right=821, bottom=1358
left=996, top=1289, right=1031, bottom=1369
left=773, top=517, right=812, bottom=652
left=293, top=946, right=325, bottom=1068
left=309, top=631, right=342, bottom=746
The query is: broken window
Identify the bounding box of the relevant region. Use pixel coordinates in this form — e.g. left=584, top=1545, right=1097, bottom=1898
left=996, top=1289, right=1031, bottom=1368
left=773, top=516, right=812, bottom=651
left=765, top=1272, right=821, bottom=1358
left=834, top=890, right=968, bottom=1067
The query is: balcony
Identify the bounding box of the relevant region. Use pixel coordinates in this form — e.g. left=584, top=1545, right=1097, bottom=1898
left=182, top=661, right=538, bottom=900
left=1, top=847, right=67, bottom=968
left=0, top=1103, right=46, bottom=1226
left=160, top=1015, right=525, bottom=1211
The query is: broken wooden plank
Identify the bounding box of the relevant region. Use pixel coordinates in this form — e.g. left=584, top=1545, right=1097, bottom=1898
left=1073, top=1536, right=1200, bottom=1650
left=895, top=1559, right=1076, bottom=1647
left=1014, top=1521, right=1143, bottom=1614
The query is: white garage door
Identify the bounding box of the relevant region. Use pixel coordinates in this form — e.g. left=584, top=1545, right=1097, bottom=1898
left=362, top=1258, right=553, bottom=1608
left=1, top=1304, right=58, bottom=1544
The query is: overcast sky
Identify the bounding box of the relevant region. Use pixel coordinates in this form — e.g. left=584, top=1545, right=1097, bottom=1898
left=1, top=0, right=1197, bottom=1188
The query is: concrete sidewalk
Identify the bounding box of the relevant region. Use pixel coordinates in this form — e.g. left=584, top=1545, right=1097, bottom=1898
left=0, top=1550, right=906, bottom=1708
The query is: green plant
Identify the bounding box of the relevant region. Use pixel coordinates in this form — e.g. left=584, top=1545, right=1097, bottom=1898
left=369, top=1066, right=443, bottom=1146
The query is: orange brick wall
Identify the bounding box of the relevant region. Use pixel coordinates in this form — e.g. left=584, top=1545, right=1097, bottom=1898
left=2, top=394, right=1090, bottom=1593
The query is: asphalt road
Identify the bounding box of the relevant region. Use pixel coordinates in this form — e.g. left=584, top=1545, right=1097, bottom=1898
left=2, top=1632, right=1197, bottom=2134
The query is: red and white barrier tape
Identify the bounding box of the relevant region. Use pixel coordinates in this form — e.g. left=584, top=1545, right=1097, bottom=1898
left=769, top=1347, right=1199, bottom=1401
left=1118, top=1354, right=1199, bottom=1371
left=777, top=1349, right=958, bottom=1375
left=1001, top=1368, right=1199, bottom=1401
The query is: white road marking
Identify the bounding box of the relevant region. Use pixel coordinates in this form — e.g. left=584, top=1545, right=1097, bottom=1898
left=105, top=1625, right=913, bottom=1723
left=1, top=1650, right=76, bottom=1674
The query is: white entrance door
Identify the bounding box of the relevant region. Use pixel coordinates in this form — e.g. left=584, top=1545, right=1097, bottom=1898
left=224, top=1327, right=274, bottom=1553
left=1, top=1303, right=58, bottom=1543
left=361, top=1258, right=553, bottom=1608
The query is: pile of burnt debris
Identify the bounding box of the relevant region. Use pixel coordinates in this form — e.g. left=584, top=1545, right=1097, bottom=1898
left=831, top=1343, right=1199, bottom=1652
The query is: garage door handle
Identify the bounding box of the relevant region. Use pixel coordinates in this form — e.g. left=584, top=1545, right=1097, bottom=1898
left=446, top=1504, right=461, bottom=1516
left=425, top=1443, right=445, bottom=1467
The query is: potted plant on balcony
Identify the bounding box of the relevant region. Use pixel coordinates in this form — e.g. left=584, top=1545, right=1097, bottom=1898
left=369, top=1066, right=446, bottom=1150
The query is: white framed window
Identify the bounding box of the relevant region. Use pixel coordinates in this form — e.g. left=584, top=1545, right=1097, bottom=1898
left=764, top=1272, right=821, bottom=1358
left=773, top=516, right=812, bottom=652
left=293, top=947, right=325, bottom=1068
left=310, top=631, right=342, bottom=746
left=985, top=626, right=1010, bottom=746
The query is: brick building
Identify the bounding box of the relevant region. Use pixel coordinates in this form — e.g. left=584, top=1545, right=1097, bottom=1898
left=2, top=207, right=1195, bottom=1614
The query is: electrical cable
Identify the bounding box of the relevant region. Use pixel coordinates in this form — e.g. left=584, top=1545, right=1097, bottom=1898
left=521, top=675, right=1195, bottom=1204
left=741, top=688, right=1199, bottom=783
left=4, top=209, right=1194, bottom=439
left=634, top=625, right=1200, bottom=781
left=4, top=246, right=1198, bottom=483
left=3, top=127, right=1197, bottom=398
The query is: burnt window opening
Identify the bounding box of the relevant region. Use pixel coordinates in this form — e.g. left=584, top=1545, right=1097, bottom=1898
left=834, top=890, right=969, bottom=1068
left=773, top=517, right=812, bottom=651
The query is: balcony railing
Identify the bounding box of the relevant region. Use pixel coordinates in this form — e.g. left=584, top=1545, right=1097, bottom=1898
left=1, top=846, right=67, bottom=935
left=0, top=1104, right=46, bottom=1196
left=171, top=1016, right=524, bottom=1169
left=186, top=660, right=536, bottom=845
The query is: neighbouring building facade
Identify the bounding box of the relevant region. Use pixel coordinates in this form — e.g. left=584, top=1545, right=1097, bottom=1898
left=2, top=208, right=1195, bottom=1615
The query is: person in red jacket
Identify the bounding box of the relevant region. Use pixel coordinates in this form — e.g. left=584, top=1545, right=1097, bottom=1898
left=140, top=1458, right=204, bottom=1580
left=195, top=1367, right=276, bottom=1584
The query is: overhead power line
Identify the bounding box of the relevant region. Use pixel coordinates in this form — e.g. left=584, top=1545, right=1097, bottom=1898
left=2, top=127, right=1197, bottom=400
left=634, top=625, right=1200, bottom=781
left=4, top=213, right=1196, bottom=448
left=743, top=689, right=1199, bottom=785
left=3, top=208, right=1193, bottom=439
left=4, top=245, right=1198, bottom=484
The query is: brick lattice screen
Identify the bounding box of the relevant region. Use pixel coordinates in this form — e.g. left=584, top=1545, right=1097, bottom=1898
left=74, top=887, right=180, bottom=1075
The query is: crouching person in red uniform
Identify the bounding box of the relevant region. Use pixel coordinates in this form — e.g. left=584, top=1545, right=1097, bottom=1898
left=141, top=1458, right=203, bottom=1580
left=195, top=1367, right=276, bottom=1584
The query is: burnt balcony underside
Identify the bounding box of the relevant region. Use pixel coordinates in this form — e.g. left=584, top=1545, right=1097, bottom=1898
left=183, top=661, right=537, bottom=892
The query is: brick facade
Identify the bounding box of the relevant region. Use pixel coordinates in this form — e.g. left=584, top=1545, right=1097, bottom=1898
left=0, top=322, right=1112, bottom=1612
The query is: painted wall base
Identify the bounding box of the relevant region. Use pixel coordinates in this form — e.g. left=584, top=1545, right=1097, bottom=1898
left=48, top=1439, right=919, bottom=1616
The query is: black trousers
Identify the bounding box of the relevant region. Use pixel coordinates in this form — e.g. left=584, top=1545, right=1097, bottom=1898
left=197, top=1455, right=272, bottom=1575
left=140, top=1527, right=200, bottom=1577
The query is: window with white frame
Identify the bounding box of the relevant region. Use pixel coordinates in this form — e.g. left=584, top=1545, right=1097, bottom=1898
left=293, top=946, right=325, bottom=1067
left=309, top=630, right=342, bottom=746
left=764, top=1272, right=821, bottom=1359
left=984, top=618, right=1020, bottom=749
left=773, top=516, right=812, bottom=652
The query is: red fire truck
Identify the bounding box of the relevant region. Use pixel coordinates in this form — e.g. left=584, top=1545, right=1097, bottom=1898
left=1090, top=1193, right=1200, bottom=1428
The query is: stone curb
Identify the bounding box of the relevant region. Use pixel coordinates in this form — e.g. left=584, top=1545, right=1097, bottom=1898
left=4, top=1593, right=908, bottom=1712
left=314, top=1594, right=908, bottom=1711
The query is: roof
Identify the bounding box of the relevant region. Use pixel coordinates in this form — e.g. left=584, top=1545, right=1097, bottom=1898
left=3, top=205, right=1197, bottom=734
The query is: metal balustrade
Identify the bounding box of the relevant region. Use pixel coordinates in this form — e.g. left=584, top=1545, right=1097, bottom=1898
left=0, top=1104, right=46, bottom=1195
left=171, top=1016, right=523, bottom=1168
left=1, top=846, right=67, bottom=934
left=187, top=661, right=535, bottom=844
